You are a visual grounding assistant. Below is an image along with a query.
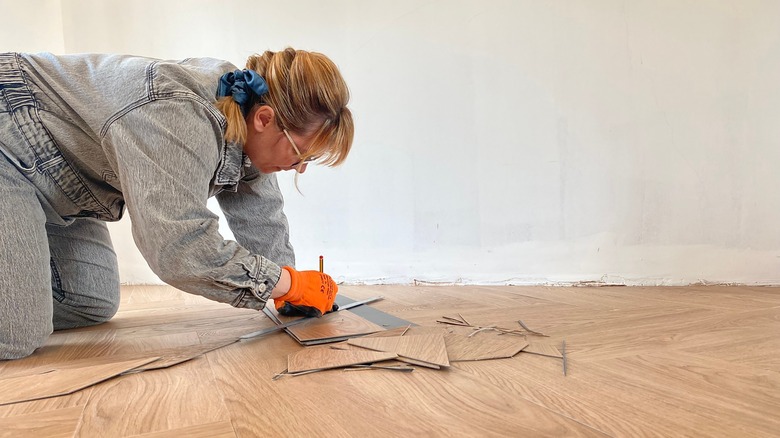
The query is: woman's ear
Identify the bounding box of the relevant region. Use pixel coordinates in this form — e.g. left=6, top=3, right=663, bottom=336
left=252, top=105, right=275, bottom=132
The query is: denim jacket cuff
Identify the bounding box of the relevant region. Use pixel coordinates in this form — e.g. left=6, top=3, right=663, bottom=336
left=230, top=257, right=281, bottom=310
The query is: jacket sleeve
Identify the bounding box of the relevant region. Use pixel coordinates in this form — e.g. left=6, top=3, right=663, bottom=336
left=103, top=98, right=280, bottom=310
left=216, top=168, right=296, bottom=269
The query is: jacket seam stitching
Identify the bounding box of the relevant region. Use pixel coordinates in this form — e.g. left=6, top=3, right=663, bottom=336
left=98, top=93, right=226, bottom=140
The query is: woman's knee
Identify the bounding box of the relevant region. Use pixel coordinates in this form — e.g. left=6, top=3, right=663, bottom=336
left=91, top=282, right=120, bottom=322
left=52, top=281, right=120, bottom=329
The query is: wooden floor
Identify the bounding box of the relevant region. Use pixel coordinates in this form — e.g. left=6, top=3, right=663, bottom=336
left=1, top=285, right=779, bottom=437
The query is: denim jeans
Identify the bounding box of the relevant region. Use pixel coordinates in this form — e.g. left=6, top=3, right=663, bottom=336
left=0, top=56, right=119, bottom=360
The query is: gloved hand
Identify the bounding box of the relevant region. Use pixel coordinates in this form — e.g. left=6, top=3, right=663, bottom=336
left=274, top=266, right=339, bottom=318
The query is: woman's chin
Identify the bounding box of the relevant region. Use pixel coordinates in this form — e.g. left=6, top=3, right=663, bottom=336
left=259, top=166, right=281, bottom=174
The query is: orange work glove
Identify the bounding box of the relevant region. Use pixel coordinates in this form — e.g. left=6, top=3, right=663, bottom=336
left=274, top=266, right=339, bottom=318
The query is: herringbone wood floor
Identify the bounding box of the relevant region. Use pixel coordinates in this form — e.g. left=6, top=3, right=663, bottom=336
left=1, top=285, right=778, bottom=437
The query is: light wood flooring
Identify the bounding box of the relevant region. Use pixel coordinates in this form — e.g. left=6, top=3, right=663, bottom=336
left=1, top=284, right=779, bottom=437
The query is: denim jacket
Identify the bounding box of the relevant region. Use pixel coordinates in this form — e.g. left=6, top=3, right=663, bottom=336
left=0, top=52, right=294, bottom=310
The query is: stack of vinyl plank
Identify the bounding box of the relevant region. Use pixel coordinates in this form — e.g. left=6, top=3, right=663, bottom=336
left=280, top=325, right=551, bottom=376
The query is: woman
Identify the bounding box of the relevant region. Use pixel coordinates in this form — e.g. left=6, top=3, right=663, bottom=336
left=0, top=48, right=352, bottom=359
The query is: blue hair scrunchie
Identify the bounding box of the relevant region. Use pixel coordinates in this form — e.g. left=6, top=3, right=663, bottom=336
left=216, top=69, right=269, bottom=116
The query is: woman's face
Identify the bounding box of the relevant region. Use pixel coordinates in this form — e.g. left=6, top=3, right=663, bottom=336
left=243, top=106, right=314, bottom=174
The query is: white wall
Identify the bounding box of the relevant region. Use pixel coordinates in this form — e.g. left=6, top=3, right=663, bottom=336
left=0, top=0, right=64, bottom=53
left=3, top=0, right=780, bottom=285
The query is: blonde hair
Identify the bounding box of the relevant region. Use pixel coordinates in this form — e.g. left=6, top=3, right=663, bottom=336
left=216, top=48, right=353, bottom=167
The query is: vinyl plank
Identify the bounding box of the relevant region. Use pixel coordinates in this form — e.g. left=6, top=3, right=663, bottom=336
left=0, top=333, right=219, bottom=380
left=679, top=331, right=780, bottom=372
left=287, top=346, right=397, bottom=373
left=336, top=364, right=606, bottom=437
left=196, top=314, right=278, bottom=343
left=587, top=352, right=780, bottom=434
left=348, top=334, right=450, bottom=367
left=454, top=354, right=748, bottom=438
left=494, top=286, right=780, bottom=311
left=127, top=338, right=239, bottom=372
left=23, top=332, right=212, bottom=374
left=571, top=310, right=780, bottom=362
left=440, top=285, right=559, bottom=308
left=346, top=287, right=484, bottom=320
left=573, top=361, right=778, bottom=438
left=106, top=310, right=263, bottom=335
left=0, top=405, right=84, bottom=438
left=125, top=420, right=237, bottom=438
left=0, top=388, right=91, bottom=419
left=1, top=355, right=157, bottom=380
left=631, top=350, right=780, bottom=409
left=286, top=310, right=385, bottom=343
left=102, top=306, right=258, bottom=331
left=0, top=357, right=158, bottom=406
left=524, top=342, right=564, bottom=358
left=564, top=323, right=775, bottom=364
left=611, top=286, right=780, bottom=310
left=208, top=335, right=607, bottom=437
left=76, top=354, right=231, bottom=437
left=560, top=306, right=717, bottom=338
left=0, top=329, right=119, bottom=371
left=472, top=286, right=662, bottom=311
left=101, top=331, right=204, bottom=357
left=393, top=356, right=441, bottom=369
left=362, top=325, right=438, bottom=337
left=208, top=333, right=355, bottom=437
left=444, top=332, right=528, bottom=361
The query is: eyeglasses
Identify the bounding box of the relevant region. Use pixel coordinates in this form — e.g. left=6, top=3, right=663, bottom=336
left=283, top=129, right=317, bottom=170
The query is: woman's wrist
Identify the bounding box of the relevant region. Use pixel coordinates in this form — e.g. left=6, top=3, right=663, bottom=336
left=270, top=267, right=292, bottom=299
